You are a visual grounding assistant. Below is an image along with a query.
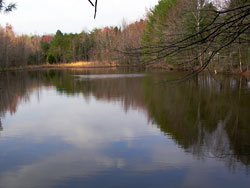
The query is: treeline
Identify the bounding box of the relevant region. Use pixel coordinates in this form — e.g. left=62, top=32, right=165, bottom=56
left=0, top=24, right=44, bottom=67
left=0, top=19, right=146, bottom=68
left=45, top=20, right=145, bottom=65
left=0, top=0, right=249, bottom=72
left=140, top=0, right=250, bottom=73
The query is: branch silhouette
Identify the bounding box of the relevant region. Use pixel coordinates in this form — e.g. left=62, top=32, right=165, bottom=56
left=88, top=0, right=98, bottom=19
left=120, top=2, right=250, bottom=81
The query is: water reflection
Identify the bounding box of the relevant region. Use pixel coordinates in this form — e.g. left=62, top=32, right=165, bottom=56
left=76, top=73, right=146, bottom=80
left=0, top=118, right=2, bottom=131
left=0, top=69, right=250, bottom=187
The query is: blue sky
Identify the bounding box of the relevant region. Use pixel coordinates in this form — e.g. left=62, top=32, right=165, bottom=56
left=0, top=0, right=159, bottom=35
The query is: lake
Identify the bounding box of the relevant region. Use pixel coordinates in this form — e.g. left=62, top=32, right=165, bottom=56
left=0, top=68, right=250, bottom=188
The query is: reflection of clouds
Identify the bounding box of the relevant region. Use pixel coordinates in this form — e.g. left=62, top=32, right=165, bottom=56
left=0, top=88, right=161, bottom=187
left=0, top=145, right=183, bottom=188
left=0, top=88, right=157, bottom=187
left=0, top=137, right=241, bottom=188
left=2, top=89, right=159, bottom=149
left=0, top=149, right=126, bottom=188
left=0, top=88, right=201, bottom=188
left=1, top=87, right=250, bottom=187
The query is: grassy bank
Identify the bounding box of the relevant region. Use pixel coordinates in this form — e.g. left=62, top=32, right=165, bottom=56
left=0, top=61, right=120, bottom=72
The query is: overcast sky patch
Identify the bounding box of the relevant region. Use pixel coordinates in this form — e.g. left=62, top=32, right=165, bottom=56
left=0, top=0, right=159, bottom=35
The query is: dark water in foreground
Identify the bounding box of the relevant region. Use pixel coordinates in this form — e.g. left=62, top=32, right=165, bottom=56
left=0, top=69, right=250, bottom=188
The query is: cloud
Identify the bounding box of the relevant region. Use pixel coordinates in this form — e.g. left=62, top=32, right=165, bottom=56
left=0, top=0, right=159, bottom=34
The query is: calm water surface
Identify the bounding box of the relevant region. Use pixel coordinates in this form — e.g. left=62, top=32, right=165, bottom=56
left=0, top=69, right=250, bottom=188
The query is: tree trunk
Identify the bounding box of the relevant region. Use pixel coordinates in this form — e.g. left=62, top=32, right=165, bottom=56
left=239, top=45, right=243, bottom=73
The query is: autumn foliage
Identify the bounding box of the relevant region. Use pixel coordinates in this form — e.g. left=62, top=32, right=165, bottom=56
left=0, top=0, right=249, bottom=73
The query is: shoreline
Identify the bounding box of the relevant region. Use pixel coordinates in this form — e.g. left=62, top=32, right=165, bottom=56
left=1, top=61, right=249, bottom=77
left=0, top=62, right=119, bottom=72
left=146, top=63, right=250, bottom=77
left=0, top=61, right=147, bottom=72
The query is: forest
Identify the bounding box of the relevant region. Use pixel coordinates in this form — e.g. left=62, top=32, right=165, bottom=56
left=0, top=0, right=249, bottom=73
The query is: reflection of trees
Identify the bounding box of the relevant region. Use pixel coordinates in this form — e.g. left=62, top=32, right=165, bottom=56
left=0, top=71, right=44, bottom=123
left=45, top=69, right=147, bottom=113
left=44, top=70, right=250, bottom=169
left=1, top=69, right=250, bottom=170
left=0, top=118, right=2, bottom=131
left=0, top=68, right=147, bottom=123
left=144, top=73, right=250, bottom=169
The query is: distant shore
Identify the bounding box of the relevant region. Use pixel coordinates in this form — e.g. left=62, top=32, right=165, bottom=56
left=0, top=61, right=120, bottom=72
left=1, top=61, right=249, bottom=77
